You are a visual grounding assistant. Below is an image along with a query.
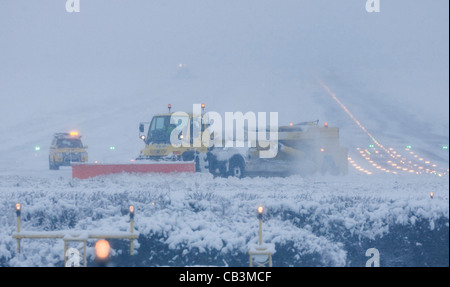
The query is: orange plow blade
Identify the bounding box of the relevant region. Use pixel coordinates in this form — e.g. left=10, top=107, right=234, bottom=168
left=72, top=162, right=195, bottom=179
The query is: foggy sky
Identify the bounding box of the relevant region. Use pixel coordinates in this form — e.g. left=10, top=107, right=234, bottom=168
left=1, top=0, right=448, bottom=137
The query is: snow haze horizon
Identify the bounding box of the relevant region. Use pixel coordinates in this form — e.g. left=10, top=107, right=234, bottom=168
left=0, top=0, right=448, bottom=168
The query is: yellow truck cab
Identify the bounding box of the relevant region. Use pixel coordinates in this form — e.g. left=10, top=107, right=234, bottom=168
left=49, top=132, right=88, bottom=170
left=137, top=105, right=209, bottom=163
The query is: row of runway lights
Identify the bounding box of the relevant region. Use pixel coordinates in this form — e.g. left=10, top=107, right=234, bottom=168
left=317, top=79, right=448, bottom=177
left=17, top=196, right=445, bottom=268
left=14, top=203, right=271, bottom=267
left=14, top=203, right=136, bottom=266
left=349, top=146, right=448, bottom=176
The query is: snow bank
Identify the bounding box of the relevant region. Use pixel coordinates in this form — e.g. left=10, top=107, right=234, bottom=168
left=0, top=170, right=448, bottom=267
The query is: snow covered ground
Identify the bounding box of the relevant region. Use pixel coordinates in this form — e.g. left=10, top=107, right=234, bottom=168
left=0, top=164, right=448, bottom=267
left=0, top=95, right=448, bottom=267
left=0, top=0, right=448, bottom=267
left=0, top=74, right=447, bottom=267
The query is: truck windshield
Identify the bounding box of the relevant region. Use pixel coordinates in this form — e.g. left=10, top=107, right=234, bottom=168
left=147, top=115, right=188, bottom=144
left=57, top=139, right=83, bottom=148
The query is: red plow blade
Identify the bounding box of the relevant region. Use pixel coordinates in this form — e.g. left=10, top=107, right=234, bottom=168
left=72, top=162, right=195, bottom=179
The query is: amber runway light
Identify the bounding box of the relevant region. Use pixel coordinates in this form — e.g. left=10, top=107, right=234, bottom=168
left=95, top=239, right=111, bottom=261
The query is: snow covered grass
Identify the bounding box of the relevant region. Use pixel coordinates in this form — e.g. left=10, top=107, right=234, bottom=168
left=0, top=170, right=448, bottom=267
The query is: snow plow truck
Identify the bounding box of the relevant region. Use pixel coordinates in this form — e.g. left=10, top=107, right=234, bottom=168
left=72, top=104, right=348, bottom=179
left=135, top=104, right=348, bottom=178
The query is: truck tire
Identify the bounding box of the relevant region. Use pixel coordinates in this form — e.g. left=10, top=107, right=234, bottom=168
left=182, top=150, right=195, bottom=161
left=49, top=159, right=59, bottom=170
left=228, top=156, right=245, bottom=178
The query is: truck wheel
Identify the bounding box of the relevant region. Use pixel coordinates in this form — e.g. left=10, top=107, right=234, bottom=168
left=229, top=157, right=245, bottom=178
left=49, top=160, right=59, bottom=170
left=182, top=150, right=195, bottom=161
